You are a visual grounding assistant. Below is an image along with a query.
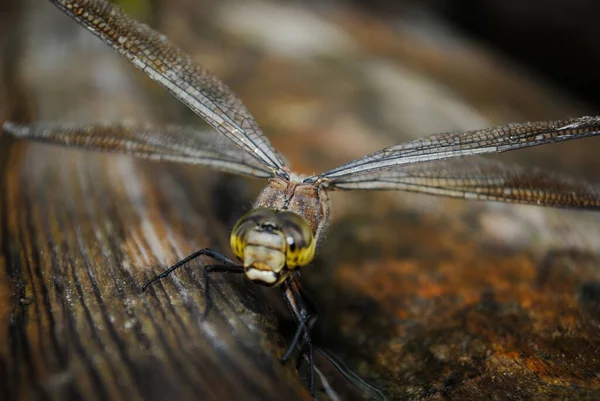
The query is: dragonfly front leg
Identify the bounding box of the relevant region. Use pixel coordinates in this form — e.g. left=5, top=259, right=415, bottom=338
left=142, top=248, right=244, bottom=316
left=281, top=277, right=319, bottom=399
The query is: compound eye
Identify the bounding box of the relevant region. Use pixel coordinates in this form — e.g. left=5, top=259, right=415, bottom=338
left=230, top=208, right=277, bottom=260
left=278, top=212, right=315, bottom=269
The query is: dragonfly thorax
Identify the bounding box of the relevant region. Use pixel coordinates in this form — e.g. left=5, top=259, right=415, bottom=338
left=230, top=207, right=315, bottom=286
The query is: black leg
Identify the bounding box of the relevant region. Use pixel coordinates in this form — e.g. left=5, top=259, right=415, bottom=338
left=282, top=279, right=318, bottom=361
left=282, top=278, right=318, bottom=400
left=281, top=312, right=309, bottom=362
left=141, top=248, right=243, bottom=317
left=142, top=248, right=238, bottom=291
left=316, top=349, right=387, bottom=401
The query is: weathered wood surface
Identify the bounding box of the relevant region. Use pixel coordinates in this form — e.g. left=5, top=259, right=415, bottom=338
left=2, top=0, right=600, bottom=400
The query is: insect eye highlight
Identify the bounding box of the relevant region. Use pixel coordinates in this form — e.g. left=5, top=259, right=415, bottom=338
left=279, top=212, right=315, bottom=269
left=288, top=239, right=297, bottom=252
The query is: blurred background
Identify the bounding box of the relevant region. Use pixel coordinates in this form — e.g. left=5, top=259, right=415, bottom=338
left=361, top=0, right=600, bottom=107
left=1, top=0, right=600, bottom=400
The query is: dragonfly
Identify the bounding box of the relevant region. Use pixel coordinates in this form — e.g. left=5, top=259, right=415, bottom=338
left=4, top=0, right=600, bottom=398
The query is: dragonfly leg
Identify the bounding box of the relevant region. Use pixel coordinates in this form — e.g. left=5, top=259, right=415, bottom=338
left=142, top=248, right=238, bottom=291
left=281, top=278, right=318, bottom=399
left=141, top=248, right=243, bottom=317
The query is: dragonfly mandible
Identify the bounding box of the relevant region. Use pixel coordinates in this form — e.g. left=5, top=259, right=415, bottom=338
left=4, top=0, right=600, bottom=398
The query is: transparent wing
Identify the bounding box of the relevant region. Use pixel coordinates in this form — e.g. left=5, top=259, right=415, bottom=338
left=327, top=156, right=600, bottom=210
left=48, top=0, right=286, bottom=174
left=308, top=116, right=600, bottom=181
left=3, top=121, right=273, bottom=178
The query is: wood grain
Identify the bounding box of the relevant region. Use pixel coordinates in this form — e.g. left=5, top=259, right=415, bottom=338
left=1, top=142, right=313, bottom=401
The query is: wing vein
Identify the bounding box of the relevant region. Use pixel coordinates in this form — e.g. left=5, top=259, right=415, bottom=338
left=310, top=117, right=600, bottom=181
left=49, top=0, right=286, bottom=173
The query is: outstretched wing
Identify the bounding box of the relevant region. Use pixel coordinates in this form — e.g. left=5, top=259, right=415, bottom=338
left=324, top=156, right=600, bottom=210
left=47, top=0, right=286, bottom=175
left=308, top=116, right=600, bottom=180
left=3, top=121, right=273, bottom=178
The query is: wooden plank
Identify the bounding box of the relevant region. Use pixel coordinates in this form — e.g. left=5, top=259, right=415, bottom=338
left=2, top=1, right=600, bottom=400
left=2, top=143, right=313, bottom=401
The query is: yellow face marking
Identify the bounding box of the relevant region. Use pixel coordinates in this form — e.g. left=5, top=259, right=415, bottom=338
left=230, top=230, right=246, bottom=261
left=283, top=221, right=315, bottom=269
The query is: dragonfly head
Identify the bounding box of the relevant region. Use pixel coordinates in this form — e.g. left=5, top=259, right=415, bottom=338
left=230, top=208, right=315, bottom=286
